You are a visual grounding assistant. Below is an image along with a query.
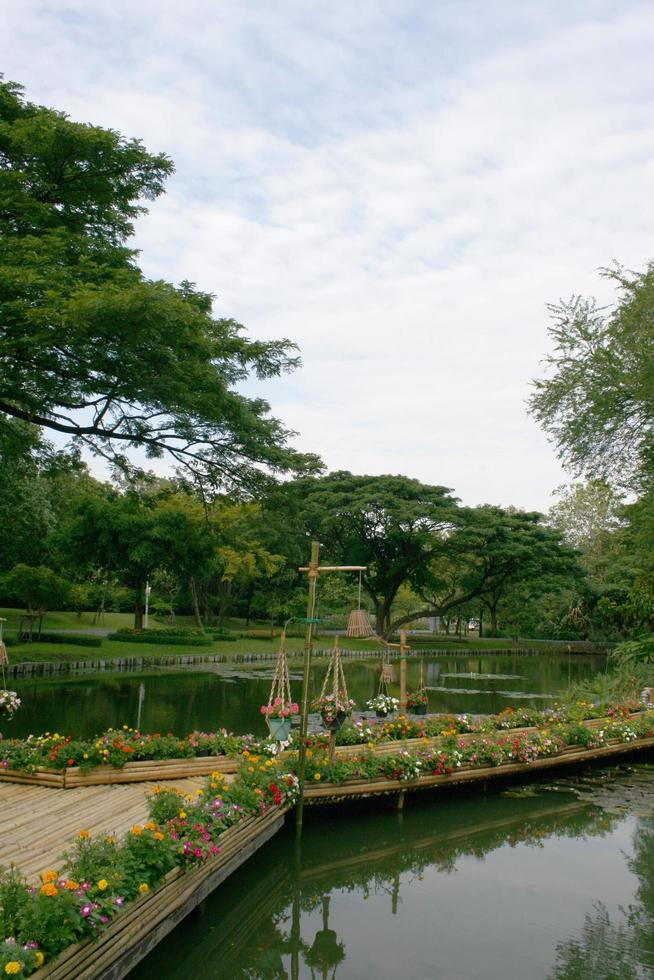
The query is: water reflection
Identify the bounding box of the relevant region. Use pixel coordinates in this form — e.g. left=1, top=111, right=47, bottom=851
left=135, top=764, right=654, bottom=979
left=7, top=653, right=606, bottom=739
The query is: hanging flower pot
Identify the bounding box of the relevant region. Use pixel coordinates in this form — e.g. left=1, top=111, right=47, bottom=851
left=322, top=710, right=347, bottom=731
left=367, top=694, right=399, bottom=717
left=407, top=687, right=429, bottom=716
left=266, top=715, right=293, bottom=741
left=261, top=635, right=298, bottom=741
left=313, top=693, right=355, bottom=730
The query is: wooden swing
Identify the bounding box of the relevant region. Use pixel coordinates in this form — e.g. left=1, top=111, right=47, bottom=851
left=345, top=570, right=374, bottom=638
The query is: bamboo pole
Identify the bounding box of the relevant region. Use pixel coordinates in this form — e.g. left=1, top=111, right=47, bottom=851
left=295, top=539, right=320, bottom=836
left=399, top=629, right=408, bottom=714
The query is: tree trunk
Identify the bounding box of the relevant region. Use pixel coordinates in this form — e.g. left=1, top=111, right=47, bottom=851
left=478, top=606, right=483, bottom=639
left=190, top=577, right=202, bottom=627
left=134, top=592, right=144, bottom=630
left=489, top=605, right=499, bottom=636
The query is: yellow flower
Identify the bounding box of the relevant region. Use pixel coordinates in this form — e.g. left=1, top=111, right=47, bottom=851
left=138, top=882, right=149, bottom=894
left=265, top=759, right=273, bottom=767
left=367, top=742, right=375, bottom=750
left=97, top=879, right=108, bottom=892
left=40, top=882, right=58, bottom=897
left=143, top=821, right=156, bottom=831
left=314, top=773, right=321, bottom=781
left=131, top=825, right=142, bottom=836
left=65, top=879, right=79, bottom=891
left=83, top=753, right=88, bottom=759
left=151, top=786, right=161, bottom=796
left=41, top=869, right=58, bottom=883
left=105, top=836, right=115, bottom=845
left=178, top=810, right=187, bottom=819
left=247, top=766, right=255, bottom=773
left=78, top=830, right=90, bottom=839
left=306, top=749, right=313, bottom=758
left=154, top=832, right=165, bottom=841
left=34, top=952, right=44, bottom=967
left=5, top=962, right=21, bottom=975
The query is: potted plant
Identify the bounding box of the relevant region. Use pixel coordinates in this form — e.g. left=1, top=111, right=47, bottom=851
left=407, top=687, right=429, bottom=715
left=312, top=692, right=356, bottom=731
left=366, top=693, right=399, bottom=718
left=260, top=698, right=299, bottom=741
left=0, top=689, right=21, bottom=720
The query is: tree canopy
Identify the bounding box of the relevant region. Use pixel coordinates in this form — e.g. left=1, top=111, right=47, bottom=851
left=0, top=78, right=318, bottom=490
left=530, top=264, right=654, bottom=491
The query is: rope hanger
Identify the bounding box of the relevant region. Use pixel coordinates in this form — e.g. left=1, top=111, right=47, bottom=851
left=319, top=635, right=349, bottom=703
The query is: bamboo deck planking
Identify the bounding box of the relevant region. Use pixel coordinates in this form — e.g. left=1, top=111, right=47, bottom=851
left=0, top=777, right=205, bottom=882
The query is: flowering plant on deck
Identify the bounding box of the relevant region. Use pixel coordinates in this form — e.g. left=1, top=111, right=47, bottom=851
left=0, top=689, right=20, bottom=719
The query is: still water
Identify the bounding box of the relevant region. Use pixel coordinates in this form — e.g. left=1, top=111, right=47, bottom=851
left=6, top=653, right=607, bottom=738
left=133, top=761, right=654, bottom=980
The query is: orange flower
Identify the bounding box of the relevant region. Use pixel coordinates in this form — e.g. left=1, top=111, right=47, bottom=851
left=40, top=882, right=58, bottom=897
left=130, top=825, right=142, bottom=836
left=41, top=869, right=58, bottom=883
left=78, top=829, right=90, bottom=839
left=154, top=832, right=165, bottom=841
left=65, top=879, right=79, bottom=891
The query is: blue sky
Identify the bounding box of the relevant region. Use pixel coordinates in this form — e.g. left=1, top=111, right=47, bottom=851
left=3, top=1, right=654, bottom=509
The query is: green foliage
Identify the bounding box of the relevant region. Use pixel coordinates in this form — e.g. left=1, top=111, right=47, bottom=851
left=0, top=78, right=318, bottom=489
left=530, top=264, right=654, bottom=491
left=3, top=564, right=68, bottom=614
left=28, top=632, right=102, bottom=647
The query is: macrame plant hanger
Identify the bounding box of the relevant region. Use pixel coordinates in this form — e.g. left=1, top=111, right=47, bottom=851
left=265, top=631, right=293, bottom=742
left=345, top=570, right=374, bottom=638
left=319, top=636, right=350, bottom=759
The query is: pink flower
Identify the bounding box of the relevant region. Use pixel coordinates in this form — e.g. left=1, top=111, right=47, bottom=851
left=80, top=904, right=93, bottom=918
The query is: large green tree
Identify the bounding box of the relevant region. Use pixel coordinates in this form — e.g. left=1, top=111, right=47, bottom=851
left=530, top=264, right=654, bottom=491
left=277, top=472, right=461, bottom=635
left=0, top=78, right=318, bottom=489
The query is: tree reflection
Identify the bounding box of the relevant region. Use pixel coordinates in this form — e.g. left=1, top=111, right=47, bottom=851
left=549, top=815, right=654, bottom=979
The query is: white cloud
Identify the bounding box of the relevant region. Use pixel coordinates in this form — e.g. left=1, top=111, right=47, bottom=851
left=3, top=0, right=654, bottom=509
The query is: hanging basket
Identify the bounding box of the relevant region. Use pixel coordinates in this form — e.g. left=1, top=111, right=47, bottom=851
left=266, top=716, right=293, bottom=741
left=312, top=637, right=355, bottom=728
left=261, top=634, right=298, bottom=738
left=345, top=609, right=374, bottom=638
left=322, top=710, right=347, bottom=731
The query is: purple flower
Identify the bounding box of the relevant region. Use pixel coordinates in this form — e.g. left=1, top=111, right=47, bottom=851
left=115, top=897, right=124, bottom=907
left=80, top=904, right=93, bottom=918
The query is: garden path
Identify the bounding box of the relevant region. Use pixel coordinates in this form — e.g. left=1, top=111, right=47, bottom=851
left=0, top=777, right=205, bottom=882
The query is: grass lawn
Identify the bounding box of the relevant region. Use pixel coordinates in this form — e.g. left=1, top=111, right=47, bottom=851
left=0, top=607, right=135, bottom=632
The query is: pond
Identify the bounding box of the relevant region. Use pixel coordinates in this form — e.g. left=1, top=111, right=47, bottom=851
left=4, top=653, right=608, bottom=739
left=132, top=759, right=654, bottom=979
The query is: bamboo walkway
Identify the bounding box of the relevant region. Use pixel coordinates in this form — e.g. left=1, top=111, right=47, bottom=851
left=0, top=777, right=205, bottom=882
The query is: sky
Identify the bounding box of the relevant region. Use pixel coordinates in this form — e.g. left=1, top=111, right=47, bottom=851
left=3, top=0, right=654, bottom=511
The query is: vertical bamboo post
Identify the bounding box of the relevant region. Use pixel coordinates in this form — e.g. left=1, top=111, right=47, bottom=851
left=295, top=540, right=320, bottom=837
left=399, top=629, right=408, bottom=713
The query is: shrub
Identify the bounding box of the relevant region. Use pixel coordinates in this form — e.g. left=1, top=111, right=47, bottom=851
left=34, top=632, right=102, bottom=648
left=106, top=632, right=212, bottom=647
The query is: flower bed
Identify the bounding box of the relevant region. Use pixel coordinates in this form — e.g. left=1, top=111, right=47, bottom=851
left=0, top=759, right=298, bottom=977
